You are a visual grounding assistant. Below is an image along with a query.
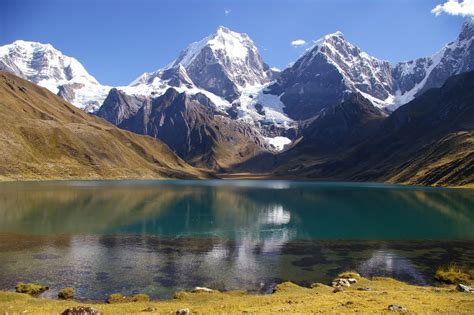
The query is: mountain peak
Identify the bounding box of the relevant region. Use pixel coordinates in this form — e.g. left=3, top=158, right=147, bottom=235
left=459, top=17, right=474, bottom=41
left=325, top=31, right=345, bottom=39
left=215, top=25, right=232, bottom=34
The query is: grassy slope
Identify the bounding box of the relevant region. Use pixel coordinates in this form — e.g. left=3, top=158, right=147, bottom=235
left=0, top=278, right=473, bottom=314
left=0, top=72, right=207, bottom=180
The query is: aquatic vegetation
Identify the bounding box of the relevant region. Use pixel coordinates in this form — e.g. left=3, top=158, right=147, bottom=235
left=58, top=288, right=74, bottom=300
left=435, top=264, right=472, bottom=284
left=15, top=282, right=48, bottom=296
left=107, top=293, right=150, bottom=303
left=336, top=271, right=361, bottom=279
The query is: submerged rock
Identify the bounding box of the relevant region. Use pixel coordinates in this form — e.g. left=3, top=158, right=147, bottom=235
left=61, top=306, right=101, bottom=315
left=388, top=304, right=407, bottom=312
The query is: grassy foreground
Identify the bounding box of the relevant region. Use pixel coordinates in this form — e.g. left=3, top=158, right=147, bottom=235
left=1, top=277, right=474, bottom=314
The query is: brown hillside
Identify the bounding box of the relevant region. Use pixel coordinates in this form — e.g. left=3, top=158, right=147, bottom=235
left=0, top=72, right=207, bottom=180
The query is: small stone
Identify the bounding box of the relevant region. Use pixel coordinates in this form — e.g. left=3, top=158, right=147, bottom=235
left=176, top=308, right=190, bottom=315
left=192, top=286, right=213, bottom=293
left=61, top=306, right=101, bottom=315
left=333, top=286, right=344, bottom=293
left=142, top=307, right=157, bottom=312
left=357, top=287, right=371, bottom=291
left=388, top=304, right=407, bottom=312
left=457, top=283, right=474, bottom=293
left=347, top=278, right=358, bottom=284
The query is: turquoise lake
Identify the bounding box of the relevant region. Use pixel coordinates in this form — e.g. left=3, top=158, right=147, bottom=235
left=0, top=180, right=473, bottom=300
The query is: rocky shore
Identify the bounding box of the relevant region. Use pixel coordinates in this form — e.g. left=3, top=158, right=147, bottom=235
left=1, top=272, right=474, bottom=314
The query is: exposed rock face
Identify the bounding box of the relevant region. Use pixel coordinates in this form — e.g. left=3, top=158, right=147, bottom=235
left=96, top=88, right=145, bottom=125
left=119, top=88, right=270, bottom=169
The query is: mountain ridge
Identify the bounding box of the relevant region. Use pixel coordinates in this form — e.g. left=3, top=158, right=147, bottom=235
left=0, top=71, right=207, bottom=180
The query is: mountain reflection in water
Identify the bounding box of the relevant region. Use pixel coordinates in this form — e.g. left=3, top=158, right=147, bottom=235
left=0, top=180, right=473, bottom=300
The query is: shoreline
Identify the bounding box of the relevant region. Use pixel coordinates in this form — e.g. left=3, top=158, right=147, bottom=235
left=0, top=176, right=472, bottom=189
left=1, top=276, right=473, bottom=314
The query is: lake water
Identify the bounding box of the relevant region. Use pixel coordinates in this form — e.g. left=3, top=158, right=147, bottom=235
left=0, top=180, right=473, bottom=300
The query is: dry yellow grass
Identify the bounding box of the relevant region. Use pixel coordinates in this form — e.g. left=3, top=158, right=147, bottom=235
left=0, top=72, right=208, bottom=181
left=1, top=277, right=474, bottom=314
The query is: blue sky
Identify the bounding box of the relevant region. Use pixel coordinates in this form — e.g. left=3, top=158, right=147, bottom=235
left=0, top=0, right=467, bottom=86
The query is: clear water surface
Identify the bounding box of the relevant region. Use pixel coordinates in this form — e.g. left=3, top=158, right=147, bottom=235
left=0, top=180, right=473, bottom=300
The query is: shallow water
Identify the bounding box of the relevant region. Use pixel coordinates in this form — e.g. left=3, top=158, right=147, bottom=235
left=0, top=180, right=473, bottom=300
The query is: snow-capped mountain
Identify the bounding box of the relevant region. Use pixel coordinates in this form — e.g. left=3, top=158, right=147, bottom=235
left=392, top=17, right=474, bottom=109
left=267, top=31, right=395, bottom=119
left=0, top=40, right=110, bottom=112
left=131, top=26, right=273, bottom=101
left=267, top=18, right=474, bottom=119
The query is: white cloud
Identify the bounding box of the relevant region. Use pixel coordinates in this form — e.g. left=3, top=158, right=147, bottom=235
left=290, top=39, right=307, bottom=47
left=224, top=9, right=231, bottom=15
left=432, top=0, right=474, bottom=17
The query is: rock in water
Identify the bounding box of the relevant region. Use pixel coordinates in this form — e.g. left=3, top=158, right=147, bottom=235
left=61, top=306, right=101, bottom=315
